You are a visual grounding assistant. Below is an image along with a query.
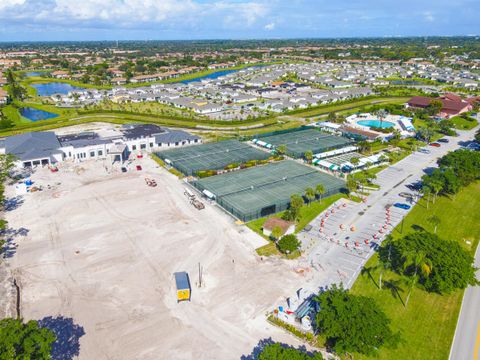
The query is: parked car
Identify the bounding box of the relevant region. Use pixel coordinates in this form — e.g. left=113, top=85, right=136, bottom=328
left=406, top=182, right=422, bottom=191
left=399, top=192, right=414, bottom=198
left=429, top=142, right=441, bottom=147
left=438, top=138, right=449, bottom=143
left=394, top=203, right=411, bottom=210
left=136, top=165, right=142, bottom=171
left=419, top=148, right=431, bottom=154
left=121, top=167, right=127, bottom=173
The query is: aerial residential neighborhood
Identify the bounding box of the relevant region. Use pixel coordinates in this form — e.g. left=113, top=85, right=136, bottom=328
left=0, top=2, right=479, bottom=360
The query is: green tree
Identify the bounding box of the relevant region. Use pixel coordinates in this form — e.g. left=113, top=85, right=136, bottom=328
left=315, top=285, right=398, bottom=355
left=290, top=194, right=304, bottom=211
left=346, top=178, right=358, bottom=197
left=401, top=251, right=432, bottom=307
left=350, top=157, right=360, bottom=167
left=305, top=187, right=315, bottom=205
left=258, top=343, right=323, bottom=360
left=379, top=231, right=478, bottom=294
left=304, top=150, right=313, bottom=163
left=277, top=234, right=301, bottom=254
left=276, top=144, right=287, bottom=156
left=0, top=318, right=56, bottom=359
left=315, top=183, right=326, bottom=202
left=416, top=127, right=435, bottom=143
left=271, top=225, right=283, bottom=240
left=427, top=99, right=443, bottom=116
left=327, top=112, right=337, bottom=122
left=427, top=215, right=441, bottom=234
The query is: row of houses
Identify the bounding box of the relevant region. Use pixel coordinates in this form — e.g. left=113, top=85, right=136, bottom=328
left=0, top=124, right=201, bottom=168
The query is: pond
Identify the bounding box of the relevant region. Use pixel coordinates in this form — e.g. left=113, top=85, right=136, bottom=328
left=25, top=72, right=46, bottom=77
left=180, top=69, right=240, bottom=84
left=31, top=82, right=85, bottom=96
left=20, top=107, right=59, bottom=122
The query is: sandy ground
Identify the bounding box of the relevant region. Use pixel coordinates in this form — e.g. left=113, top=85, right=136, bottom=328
left=5, top=156, right=309, bottom=360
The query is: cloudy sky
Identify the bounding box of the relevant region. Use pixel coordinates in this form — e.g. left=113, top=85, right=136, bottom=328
left=0, top=0, right=478, bottom=41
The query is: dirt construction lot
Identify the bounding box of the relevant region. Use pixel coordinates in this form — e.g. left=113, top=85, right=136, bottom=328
left=5, top=156, right=308, bottom=359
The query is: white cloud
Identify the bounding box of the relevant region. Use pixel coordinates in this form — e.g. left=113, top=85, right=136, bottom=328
left=52, top=0, right=198, bottom=23
left=0, top=0, right=26, bottom=11
left=424, top=11, right=435, bottom=22
left=264, top=22, right=275, bottom=30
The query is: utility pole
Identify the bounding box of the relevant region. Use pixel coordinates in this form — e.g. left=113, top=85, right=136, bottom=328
left=198, top=262, right=202, bottom=288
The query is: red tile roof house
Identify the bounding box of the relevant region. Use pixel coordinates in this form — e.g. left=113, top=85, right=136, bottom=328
left=262, top=217, right=295, bottom=239
left=407, top=93, right=472, bottom=118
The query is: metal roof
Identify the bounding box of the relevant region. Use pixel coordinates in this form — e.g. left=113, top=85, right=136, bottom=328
left=5, top=132, right=62, bottom=161
left=155, top=129, right=199, bottom=144
left=174, top=272, right=190, bottom=290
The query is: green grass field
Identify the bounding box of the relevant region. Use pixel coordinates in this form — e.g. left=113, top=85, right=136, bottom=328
left=449, top=115, right=479, bottom=130
left=289, top=97, right=410, bottom=118
left=350, top=182, right=480, bottom=360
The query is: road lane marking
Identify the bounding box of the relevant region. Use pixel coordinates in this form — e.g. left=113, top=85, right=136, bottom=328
left=474, top=321, right=480, bottom=360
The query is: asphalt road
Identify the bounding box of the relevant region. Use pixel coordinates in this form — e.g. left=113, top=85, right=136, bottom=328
left=449, top=244, right=480, bottom=360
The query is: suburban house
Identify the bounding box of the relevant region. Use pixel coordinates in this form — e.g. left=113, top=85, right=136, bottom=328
left=407, top=93, right=473, bottom=118
left=0, top=88, right=8, bottom=104
left=262, top=217, right=295, bottom=239
left=0, top=124, right=202, bottom=168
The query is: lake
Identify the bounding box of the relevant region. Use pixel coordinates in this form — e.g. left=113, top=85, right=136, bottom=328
left=25, top=72, right=46, bottom=77
left=180, top=69, right=240, bottom=84
left=20, top=107, right=59, bottom=122
left=31, top=82, right=85, bottom=96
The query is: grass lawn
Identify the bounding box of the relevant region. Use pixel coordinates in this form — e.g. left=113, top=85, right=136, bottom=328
left=250, top=193, right=346, bottom=258
left=350, top=182, right=480, bottom=360
left=290, top=97, right=410, bottom=118
left=449, top=115, right=479, bottom=130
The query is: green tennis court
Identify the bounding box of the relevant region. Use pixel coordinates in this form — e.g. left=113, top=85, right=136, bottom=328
left=193, top=160, right=345, bottom=221
left=156, top=140, right=270, bottom=175
left=256, top=129, right=353, bottom=158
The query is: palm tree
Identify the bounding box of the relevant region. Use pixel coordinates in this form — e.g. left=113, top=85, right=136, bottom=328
left=421, top=186, right=432, bottom=210
left=427, top=215, right=441, bottom=234
left=304, top=150, right=313, bottom=164
left=402, top=251, right=432, bottom=308
left=315, top=184, right=326, bottom=202
left=346, top=178, right=358, bottom=198
left=376, top=109, right=389, bottom=127
left=276, top=144, right=287, bottom=156
left=350, top=157, right=360, bottom=168
left=305, top=187, right=316, bottom=205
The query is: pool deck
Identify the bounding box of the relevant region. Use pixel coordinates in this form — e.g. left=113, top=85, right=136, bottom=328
left=346, top=113, right=415, bottom=135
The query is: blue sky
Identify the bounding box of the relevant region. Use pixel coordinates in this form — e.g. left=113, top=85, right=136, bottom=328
left=0, top=0, right=478, bottom=41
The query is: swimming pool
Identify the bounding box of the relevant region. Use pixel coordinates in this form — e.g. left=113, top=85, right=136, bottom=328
left=357, top=120, right=395, bottom=129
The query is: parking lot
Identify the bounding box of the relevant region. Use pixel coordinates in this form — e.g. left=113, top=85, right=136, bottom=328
left=5, top=156, right=307, bottom=360
left=298, top=128, right=477, bottom=291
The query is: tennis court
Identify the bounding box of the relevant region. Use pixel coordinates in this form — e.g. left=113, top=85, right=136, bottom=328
left=256, top=129, right=353, bottom=158
left=156, top=140, right=270, bottom=175
left=193, top=160, right=346, bottom=222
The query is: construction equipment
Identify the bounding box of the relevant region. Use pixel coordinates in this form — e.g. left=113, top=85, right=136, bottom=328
left=144, top=178, right=157, bottom=187
left=191, top=198, right=205, bottom=210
